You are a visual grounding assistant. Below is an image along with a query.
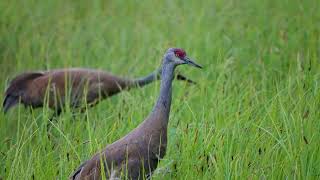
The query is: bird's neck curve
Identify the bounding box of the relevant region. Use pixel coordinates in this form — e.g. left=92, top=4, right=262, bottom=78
left=131, top=68, right=161, bottom=88
left=148, top=62, right=175, bottom=125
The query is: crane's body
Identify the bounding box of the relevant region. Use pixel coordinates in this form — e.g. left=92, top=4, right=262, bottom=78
left=3, top=68, right=194, bottom=115
left=70, top=48, right=202, bottom=180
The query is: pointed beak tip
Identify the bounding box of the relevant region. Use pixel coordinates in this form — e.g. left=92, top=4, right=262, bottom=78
left=185, top=58, right=203, bottom=69
left=196, top=64, right=203, bottom=69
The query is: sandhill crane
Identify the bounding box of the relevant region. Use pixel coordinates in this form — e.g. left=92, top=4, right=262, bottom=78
left=70, top=48, right=202, bottom=180
left=3, top=68, right=195, bottom=117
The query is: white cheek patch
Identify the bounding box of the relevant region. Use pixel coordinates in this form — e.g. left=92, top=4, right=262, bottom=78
left=174, top=56, right=185, bottom=64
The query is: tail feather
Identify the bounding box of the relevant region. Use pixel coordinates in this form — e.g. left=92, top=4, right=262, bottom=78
left=3, top=72, right=44, bottom=113
left=70, top=167, right=82, bottom=180
left=5, top=72, right=44, bottom=96
left=3, top=95, right=18, bottom=113
left=70, top=161, right=87, bottom=180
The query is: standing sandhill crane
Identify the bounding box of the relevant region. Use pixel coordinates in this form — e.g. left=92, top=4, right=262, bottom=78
left=70, top=48, right=202, bottom=180
left=2, top=68, right=195, bottom=117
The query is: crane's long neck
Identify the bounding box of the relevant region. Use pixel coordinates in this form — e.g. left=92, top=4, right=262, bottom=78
left=148, top=63, right=175, bottom=125
left=130, top=69, right=161, bottom=88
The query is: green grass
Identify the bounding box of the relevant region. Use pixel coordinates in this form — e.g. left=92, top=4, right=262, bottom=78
left=0, top=0, right=320, bottom=179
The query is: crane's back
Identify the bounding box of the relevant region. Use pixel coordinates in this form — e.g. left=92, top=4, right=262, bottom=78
left=3, top=68, right=131, bottom=112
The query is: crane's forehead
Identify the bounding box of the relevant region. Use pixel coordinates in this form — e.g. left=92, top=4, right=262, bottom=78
left=173, top=48, right=186, bottom=57
left=174, top=48, right=186, bottom=54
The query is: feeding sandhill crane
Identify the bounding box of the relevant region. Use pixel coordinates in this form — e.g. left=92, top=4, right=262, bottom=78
left=70, top=48, right=202, bottom=180
left=3, top=67, right=195, bottom=117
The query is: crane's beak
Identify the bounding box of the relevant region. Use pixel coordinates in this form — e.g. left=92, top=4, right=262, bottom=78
left=184, top=56, right=203, bottom=69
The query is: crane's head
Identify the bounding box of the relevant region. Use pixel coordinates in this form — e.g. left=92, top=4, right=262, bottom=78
left=163, top=48, right=202, bottom=69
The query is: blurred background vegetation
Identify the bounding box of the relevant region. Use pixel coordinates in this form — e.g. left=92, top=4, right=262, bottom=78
left=0, top=0, right=319, bottom=179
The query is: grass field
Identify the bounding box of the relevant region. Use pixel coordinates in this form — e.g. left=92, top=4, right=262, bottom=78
left=0, top=0, right=320, bottom=179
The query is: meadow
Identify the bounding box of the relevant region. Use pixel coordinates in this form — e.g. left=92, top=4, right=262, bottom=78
left=0, top=0, right=319, bottom=179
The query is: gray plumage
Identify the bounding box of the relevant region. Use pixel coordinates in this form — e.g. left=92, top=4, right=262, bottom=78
left=70, top=48, right=202, bottom=180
